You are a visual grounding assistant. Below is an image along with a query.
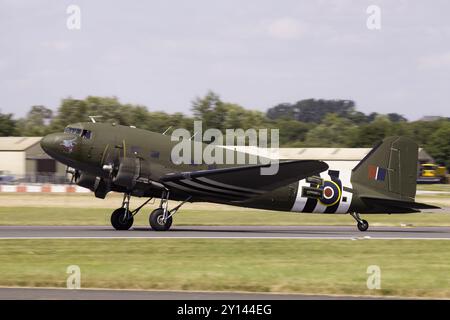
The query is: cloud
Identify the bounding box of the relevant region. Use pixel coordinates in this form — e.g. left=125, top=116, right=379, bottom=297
left=267, top=17, right=306, bottom=40
left=418, top=52, right=450, bottom=69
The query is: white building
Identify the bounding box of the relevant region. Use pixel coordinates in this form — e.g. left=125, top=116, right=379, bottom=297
left=0, top=137, right=66, bottom=181
left=223, top=146, right=434, bottom=171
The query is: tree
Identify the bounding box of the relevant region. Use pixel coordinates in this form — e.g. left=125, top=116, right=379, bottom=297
left=349, top=115, right=396, bottom=147
left=266, top=99, right=356, bottom=123
left=0, top=111, right=16, bottom=136
left=303, top=114, right=357, bottom=147
left=424, top=121, right=450, bottom=169
left=4, top=93, right=447, bottom=167
left=404, top=120, right=446, bottom=148
left=146, top=111, right=191, bottom=133
left=50, top=98, right=88, bottom=131
left=273, top=119, right=311, bottom=146
left=120, top=104, right=151, bottom=129
left=17, top=105, right=53, bottom=136
left=83, top=96, right=125, bottom=124
left=191, top=91, right=270, bottom=132
left=191, top=91, right=223, bottom=130
left=387, top=113, right=407, bottom=122
left=346, top=110, right=370, bottom=124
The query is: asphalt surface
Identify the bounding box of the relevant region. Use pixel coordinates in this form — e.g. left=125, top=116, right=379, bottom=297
left=0, top=287, right=388, bottom=300
left=1, top=225, right=450, bottom=240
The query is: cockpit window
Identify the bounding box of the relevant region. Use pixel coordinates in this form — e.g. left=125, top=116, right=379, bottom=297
left=64, top=127, right=82, bottom=135
left=81, top=129, right=92, bottom=139
left=64, top=127, right=92, bottom=139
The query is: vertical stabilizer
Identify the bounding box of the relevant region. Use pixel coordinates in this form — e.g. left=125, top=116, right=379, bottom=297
left=351, top=136, right=418, bottom=201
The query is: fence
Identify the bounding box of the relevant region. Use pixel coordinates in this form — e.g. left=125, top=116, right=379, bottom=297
left=0, top=184, right=90, bottom=193
left=0, top=174, right=71, bottom=185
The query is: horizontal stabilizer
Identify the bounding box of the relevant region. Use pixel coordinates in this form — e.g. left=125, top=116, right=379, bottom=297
left=361, top=196, right=441, bottom=212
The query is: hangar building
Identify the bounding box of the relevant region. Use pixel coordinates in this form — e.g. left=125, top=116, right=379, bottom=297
left=225, top=146, right=434, bottom=171
left=0, top=137, right=66, bottom=183
left=276, top=147, right=433, bottom=170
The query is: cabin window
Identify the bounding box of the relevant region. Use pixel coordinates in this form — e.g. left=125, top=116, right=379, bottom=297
left=150, top=150, right=160, bottom=159
left=81, top=129, right=92, bottom=139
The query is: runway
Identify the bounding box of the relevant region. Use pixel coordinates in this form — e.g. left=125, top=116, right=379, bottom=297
left=0, top=287, right=390, bottom=300
left=1, top=225, right=450, bottom=240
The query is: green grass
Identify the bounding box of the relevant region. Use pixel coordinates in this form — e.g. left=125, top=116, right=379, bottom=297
left=417, top=184, right=450, bottom=192
left=0, top=206, right=449, bottom=226
left=1, top=192, right=448, bottom=298
left=1, top=239, right=450, bottom=298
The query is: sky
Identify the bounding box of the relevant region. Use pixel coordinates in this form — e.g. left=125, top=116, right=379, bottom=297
left=0, top=0, right=449, bottom=120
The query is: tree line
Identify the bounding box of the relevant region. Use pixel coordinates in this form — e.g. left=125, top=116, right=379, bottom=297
left=1, top=91, right=449, bottom=168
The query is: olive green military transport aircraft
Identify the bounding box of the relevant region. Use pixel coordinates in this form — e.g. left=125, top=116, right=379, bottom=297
left=40, top=122, right=439, bottom=232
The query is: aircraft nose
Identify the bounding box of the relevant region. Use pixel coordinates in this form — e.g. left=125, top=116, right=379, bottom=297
left=40, top=133, right=60, bottom=154
left=41, top=133, right=79, bottom=159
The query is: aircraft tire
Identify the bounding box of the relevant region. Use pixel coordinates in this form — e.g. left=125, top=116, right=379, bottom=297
left=357, top=219, right=369, bottom=232
left=111, top=208, right=134, bottom=230
left=149, top=208, right=173, bottom=231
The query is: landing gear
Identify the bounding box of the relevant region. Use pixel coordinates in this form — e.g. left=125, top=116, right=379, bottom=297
left=350, top=212, right=369, bottom=232
left=149, top=208, right=173, bottom=231
left=111, top=208, right=134, bottom=230
left=357, top=220, right=369, bottom=232
left=149, top=189, right=191, bottom=231
left=110, top=189, right=191, bottom=231
left=110, top=193, right=153, bottom=231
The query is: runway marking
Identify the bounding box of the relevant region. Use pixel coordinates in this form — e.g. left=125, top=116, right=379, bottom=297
left=0, top=286, right=410, bottom=300
left=0, top=285, right=415, bottom=300
left=1, top=236, right=450, bottom=240
left=2, top=226, right=450, bottom=240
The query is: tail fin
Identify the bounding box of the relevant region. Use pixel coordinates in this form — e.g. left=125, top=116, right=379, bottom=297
left=351, top=136, right=418, bottom=202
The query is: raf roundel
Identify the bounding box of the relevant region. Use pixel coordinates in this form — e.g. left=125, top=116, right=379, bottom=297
left=319, top=180, right=341, bottom=206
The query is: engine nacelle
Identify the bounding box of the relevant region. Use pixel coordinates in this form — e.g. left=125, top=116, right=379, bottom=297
left=75, top=172, right=98, bottom=191
left=112, top=157, right=140, bottom=189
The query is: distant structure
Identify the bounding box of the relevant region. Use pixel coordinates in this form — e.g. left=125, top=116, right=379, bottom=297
left=278, top=147, right=433, bottom=170
left=225, top=146, right=434, bottom=171
left=419, top=116, right=446, bottom=122
left=0, top=137, right=66, bottom=182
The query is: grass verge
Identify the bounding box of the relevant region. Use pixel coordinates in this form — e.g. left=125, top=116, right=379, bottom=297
left=1, top=239, right=450, bottom=298
left=0, top=206, right=449, bottom=226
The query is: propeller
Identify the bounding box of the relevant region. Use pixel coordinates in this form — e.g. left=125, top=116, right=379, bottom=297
left=65, top=166, right=79, bottom=184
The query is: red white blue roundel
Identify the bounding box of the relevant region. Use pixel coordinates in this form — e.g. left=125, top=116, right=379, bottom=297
left=319, top=180, right=342, bottom=206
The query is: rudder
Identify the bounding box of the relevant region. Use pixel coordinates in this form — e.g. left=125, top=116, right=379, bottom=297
left=351, top=136, right=418, bottom=201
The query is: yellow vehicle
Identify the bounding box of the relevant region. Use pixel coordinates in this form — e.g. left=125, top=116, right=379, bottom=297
left=417, top=163, right=447, bottom=183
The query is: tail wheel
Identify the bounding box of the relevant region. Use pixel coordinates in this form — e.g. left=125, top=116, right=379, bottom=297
left=149, top=208, right=173, bottom=231
left=111, top=208, right=134, bottom=230
left=357, top=219, right=369, bottom=232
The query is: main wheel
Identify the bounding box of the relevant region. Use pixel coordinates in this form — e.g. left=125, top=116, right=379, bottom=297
left=111, top=208, right=134, bottom=230
left=357, top=219, right=369, bottom=232
left=149, top=208, right=173, bottom=231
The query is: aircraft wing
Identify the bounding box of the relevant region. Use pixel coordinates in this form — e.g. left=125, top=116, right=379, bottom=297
left=160, top=160, right=328, bottom=201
